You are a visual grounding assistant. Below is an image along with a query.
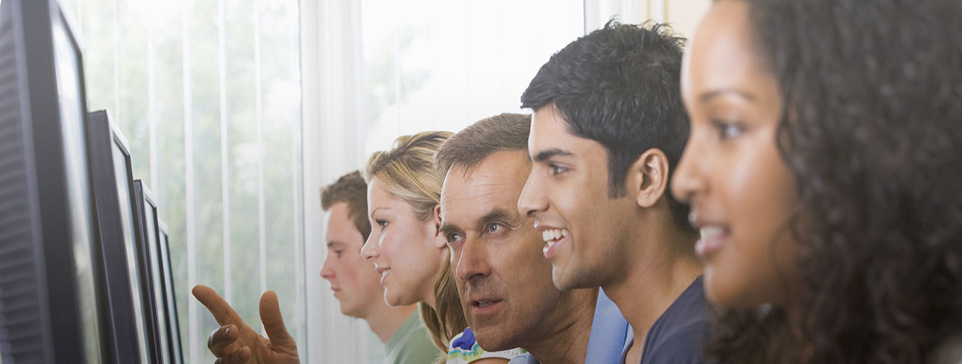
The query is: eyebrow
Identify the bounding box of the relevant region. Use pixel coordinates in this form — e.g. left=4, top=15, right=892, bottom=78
left=479, top=209, right=513, bottom=228
left=532, top=148, right=573, bottom=163
left=438, top=208, right=517, bottom=237
left=699, top=89, right=757, bottom=103
left=326, top=241, right=343, bottom=248
left=439, top=222, right=462, bottom=237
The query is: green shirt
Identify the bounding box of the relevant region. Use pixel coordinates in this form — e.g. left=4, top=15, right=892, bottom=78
left=384, top=310, right=440, bottom=364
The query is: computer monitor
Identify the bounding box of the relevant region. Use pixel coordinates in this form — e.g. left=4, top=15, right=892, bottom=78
left=133, top=181, right=172, bottom=364
left=86, top=109, right=152, bottom=364
left=158, top=221, right=186, bottom=364
left=0, top=0, right=109, bottom=363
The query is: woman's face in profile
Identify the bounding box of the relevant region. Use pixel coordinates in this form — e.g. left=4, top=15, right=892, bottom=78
left=360, top=177, right=445, bottom=307
left=671, top=0, right=802, bottom=308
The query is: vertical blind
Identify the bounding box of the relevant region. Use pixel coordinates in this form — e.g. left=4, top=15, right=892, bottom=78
left=60, top=0, right=305, bottom=363
left=55, top=0, right=708, bottom=362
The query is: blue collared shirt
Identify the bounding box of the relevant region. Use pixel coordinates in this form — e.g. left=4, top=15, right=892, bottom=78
left=508, top=289, right=630, bottom=364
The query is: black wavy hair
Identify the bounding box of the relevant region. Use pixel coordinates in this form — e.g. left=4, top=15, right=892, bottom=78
left=520, top=20, right=692, bottom=232
left=707, top=1, right=962, bottom=363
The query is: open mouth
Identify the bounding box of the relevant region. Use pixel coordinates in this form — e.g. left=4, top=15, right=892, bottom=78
left=472, top=300, right=499, bottom=308
left=696, top=226, right=730, bottom=257
left=541, top=228, right=568, bottom=258
left=376, top=268, right=390, bottom=286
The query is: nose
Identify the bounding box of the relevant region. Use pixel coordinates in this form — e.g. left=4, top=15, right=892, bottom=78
left=671, top=136, right=706, bottom=204
left=320, top=256, right=334, bottom=280
left=517, top=171, right=548, bottom=219
left=360, top=235, right=378, bottom=262
left=454, top=235, right=490, bottom=283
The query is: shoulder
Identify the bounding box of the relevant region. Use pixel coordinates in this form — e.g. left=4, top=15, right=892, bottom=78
left=641, top=278, right=710, bottom=364
left=507, top=353, right=540, bottom=364
left=387, top=318, right=440, bottom=364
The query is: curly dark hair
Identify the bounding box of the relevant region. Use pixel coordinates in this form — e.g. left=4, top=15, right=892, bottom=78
left=706, top=1, right=962, bottom=363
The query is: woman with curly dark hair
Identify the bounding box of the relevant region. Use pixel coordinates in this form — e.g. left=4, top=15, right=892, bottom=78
left=671, top=0, right=962, bottom=363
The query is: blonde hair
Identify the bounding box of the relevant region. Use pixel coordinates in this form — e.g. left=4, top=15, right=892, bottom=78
left=363, top=131, right=467, bottom=352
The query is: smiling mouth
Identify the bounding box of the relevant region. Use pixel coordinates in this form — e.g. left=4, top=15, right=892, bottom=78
left=696, top=226, right=730, bottom=257
left=377, top=268, right=390, bottom=285
left=472, top=300, right=499, bottom=308
left=541, top=228, right=568, bottom=258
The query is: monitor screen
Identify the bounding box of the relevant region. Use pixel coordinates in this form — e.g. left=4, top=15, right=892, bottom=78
left=0, top=0, right=108, bottom=362
left=141, top=187, right=171, bottom=364
left=112, top=131, right=152, bottom=364
left=88, top=109, right=152, bottom=364
left=159, top=223, right=185, bottom=364
left=52, top=11, right=106, bottom=364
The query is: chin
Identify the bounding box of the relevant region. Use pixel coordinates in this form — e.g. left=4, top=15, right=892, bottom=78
left=552, top=264, right=595, bottom=291
left=340, top=307, right=362, bottom=319
left=473, top=327, right=515, bottom=352
left=704, top=270, right=758, bottom=308
left=384, top=292, right=415, bottom=308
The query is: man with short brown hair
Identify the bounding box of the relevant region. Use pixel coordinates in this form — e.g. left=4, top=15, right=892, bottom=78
left=193, top=171, right=436, bottom=364
left=436, top=113, right=629, bottom=364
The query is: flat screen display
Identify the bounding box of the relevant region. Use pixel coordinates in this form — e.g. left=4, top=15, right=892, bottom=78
left=113, top=140, right=151, bottom=364
left=159, top=227, right=184, bottom=364
left=53, top=11, right=104, bottom=363
left=144, top=202, right=171, bottom=364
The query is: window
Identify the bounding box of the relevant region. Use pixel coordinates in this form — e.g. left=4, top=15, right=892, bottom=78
left=361, top=0, right=584, bottom=154
left=61, top=0, right=304, bottom=362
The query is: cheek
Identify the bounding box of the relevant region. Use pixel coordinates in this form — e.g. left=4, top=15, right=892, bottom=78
left=506, top=241, right=555, bottom=301
left=711, top=145, right=800, bottom=305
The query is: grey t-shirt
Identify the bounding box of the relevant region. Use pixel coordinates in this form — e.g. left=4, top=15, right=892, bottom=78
left=384, top=310, right=442, bottom=364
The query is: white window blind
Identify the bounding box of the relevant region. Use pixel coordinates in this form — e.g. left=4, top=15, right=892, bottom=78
left=61, top=0, right=305, bottom=363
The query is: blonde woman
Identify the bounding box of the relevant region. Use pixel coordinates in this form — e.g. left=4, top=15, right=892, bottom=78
left=361, top=132, right=520, bottom=364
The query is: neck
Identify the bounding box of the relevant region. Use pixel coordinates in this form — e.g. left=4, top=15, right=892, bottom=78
left=604, top=212, right=702, bottom=351
left=524, top=288, right=598, bottom=364
left=365, top=303, right=417, bottom=343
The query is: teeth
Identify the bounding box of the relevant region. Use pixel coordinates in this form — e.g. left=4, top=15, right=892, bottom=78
left=700, top=227, right=724, bottom=240
left=542, top=228, right=569, bottom=243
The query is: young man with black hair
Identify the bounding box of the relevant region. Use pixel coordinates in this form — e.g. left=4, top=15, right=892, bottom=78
left=517, top=22, right=708, bottom=364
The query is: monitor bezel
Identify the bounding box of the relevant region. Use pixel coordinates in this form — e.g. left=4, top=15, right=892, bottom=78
left=132, top=180, right=172, bottom=364
left=0, top=0, right=111, bottom=362
left=158, top=220, right=186, bottom=364
left=86, top=109, right=150, bottom=364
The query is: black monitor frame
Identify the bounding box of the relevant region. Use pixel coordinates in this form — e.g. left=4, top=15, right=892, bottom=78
left=158, top=220, right=186, bottom=364
left=132, top=180, right=172, bottom=364
left=86, top=109, right=152, bottom=364
left=0, top=0, right=110, bottom=363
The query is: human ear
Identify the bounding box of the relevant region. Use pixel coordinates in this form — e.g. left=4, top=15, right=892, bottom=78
left=628, top=149, right=670, bottom=208
left=431, top=204, right=446, bottom=248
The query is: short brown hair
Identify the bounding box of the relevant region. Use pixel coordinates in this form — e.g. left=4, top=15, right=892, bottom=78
left=434, top=113, right=531, bottom=176
left=429, top=115, right=528, bottom=357
left=320, top=171, right=371, bottom=240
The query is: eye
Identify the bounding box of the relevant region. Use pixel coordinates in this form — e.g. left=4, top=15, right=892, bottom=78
left=548, top=163, right=569, bottom=176
left=711, top=119, right=745, bottom=140
left=445, top=232, right=464, bottom=245
left=487, top=223, right=503, bottom=233
left=334, top=250, right=343, bottom=258
left=375, top=219, right=388, bottom=228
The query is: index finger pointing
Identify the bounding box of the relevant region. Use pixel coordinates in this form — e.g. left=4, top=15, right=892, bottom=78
left=192, top=285, right=244, bottom=326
